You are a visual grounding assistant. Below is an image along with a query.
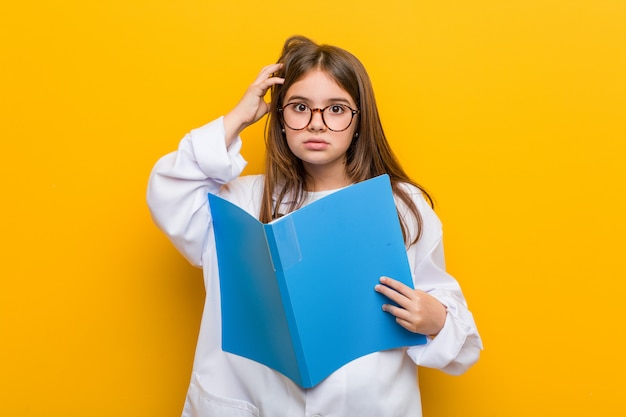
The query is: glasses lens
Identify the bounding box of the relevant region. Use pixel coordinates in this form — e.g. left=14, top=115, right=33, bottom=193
left=323, top=105, right=353, bottom=131
left=282, top=104, right=310, bottom=130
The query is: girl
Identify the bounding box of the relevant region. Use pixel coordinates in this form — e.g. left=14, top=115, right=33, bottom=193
left=147, top=36, right=482, bottom=417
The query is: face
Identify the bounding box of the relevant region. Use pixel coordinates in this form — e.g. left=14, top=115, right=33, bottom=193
left=281, top=69, right=358, bottom=185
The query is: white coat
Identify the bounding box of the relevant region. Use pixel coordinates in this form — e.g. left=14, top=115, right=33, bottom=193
left=147, top=117, right=483, bottom=417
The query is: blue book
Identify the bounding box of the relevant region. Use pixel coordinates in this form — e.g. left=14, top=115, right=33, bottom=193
left=208, top=174, right=426, bottom=388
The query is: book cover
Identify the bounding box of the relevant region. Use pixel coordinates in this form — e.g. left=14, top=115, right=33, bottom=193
left=209, top=174, right=426, bottom=388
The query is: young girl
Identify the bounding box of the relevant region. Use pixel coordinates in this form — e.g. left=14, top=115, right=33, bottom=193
left=147, top=36, right=482, bottom=417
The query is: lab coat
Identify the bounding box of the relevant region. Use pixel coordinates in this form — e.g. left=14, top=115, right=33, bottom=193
left=147, top=117, right=482, bottom=417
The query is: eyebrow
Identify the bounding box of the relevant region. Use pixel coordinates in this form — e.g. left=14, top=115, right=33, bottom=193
left=284, top=95, right=353, bottom=106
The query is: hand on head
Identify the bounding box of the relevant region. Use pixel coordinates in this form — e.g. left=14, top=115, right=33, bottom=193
left=223, top=63, right=284, bottom=145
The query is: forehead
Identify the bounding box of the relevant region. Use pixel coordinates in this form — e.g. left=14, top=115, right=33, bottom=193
left=284, top=69, right=354, bottom=105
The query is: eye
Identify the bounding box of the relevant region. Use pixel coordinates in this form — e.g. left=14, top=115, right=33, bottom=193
left=327, top=105, right=346, bottom=115
left=292, top=103, right=309, bottom=112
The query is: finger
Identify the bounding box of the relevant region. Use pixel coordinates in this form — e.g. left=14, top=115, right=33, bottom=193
left=379, top=276, right=411, bottom=293
left=374, top=282, right=406, bottom=306
left=378, top=276, right=415, bottom=300
left=381, top=303, right=411, bottom=321
left=394, top=317, right=420, bottom=334
left=251, top=68, right=284, bottom=97
left=375, top=285, right=416, bottom=313
left=256, top=77, right=284, bottom=101
left=263, top=76, right=285, bottom=88
left=382, top=304, right=422, bottom=334
left=245, top=76, right=284, bottom=104
left=256, top=63, right=284, bottom=82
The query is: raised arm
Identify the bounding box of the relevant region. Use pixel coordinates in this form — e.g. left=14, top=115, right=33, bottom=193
left=147, top=64, right=284, bottom=266
left=146, top=118, right=247, bottom=267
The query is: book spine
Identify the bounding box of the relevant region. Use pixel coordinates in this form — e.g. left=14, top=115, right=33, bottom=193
left=264, top=222, right=310, bottom=387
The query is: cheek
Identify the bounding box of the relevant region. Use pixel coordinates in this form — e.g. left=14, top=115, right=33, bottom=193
left=284, top=132, right=303, bottom=157
left=341, top=130, right=357, bottom=148
left=284, top=132, right=297, bottom=150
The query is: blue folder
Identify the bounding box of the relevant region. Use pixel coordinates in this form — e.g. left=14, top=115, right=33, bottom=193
left=209, top=174, right=426, bottom=388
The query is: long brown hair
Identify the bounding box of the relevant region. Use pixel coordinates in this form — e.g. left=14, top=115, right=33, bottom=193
left=260, top=36, right=433, bottom=245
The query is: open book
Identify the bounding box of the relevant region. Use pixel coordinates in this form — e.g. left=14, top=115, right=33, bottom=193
left=208, top=174, right=426, bottom=388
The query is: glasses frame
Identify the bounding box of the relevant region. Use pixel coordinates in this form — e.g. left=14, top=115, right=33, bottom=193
left=278, top=103, right=360, bottom=132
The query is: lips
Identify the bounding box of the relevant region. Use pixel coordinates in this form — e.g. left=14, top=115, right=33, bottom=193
left=303, top=139, right=329, bottom=151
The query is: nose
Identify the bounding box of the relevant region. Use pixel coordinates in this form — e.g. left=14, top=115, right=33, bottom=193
left=308, top=108, right=326, bottom=131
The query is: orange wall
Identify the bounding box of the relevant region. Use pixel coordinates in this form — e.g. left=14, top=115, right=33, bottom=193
left=1, top=1, right=625, bottom=415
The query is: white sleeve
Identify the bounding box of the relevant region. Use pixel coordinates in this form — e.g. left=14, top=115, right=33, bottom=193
left=146, top=117, right=247, bottom=267
left=406, top=238, right=483, bottom=375
left=402, top=191, right=483, bottom=375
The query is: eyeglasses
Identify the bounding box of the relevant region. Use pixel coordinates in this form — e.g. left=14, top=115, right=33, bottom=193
left=278, top=103, right=359, bottom=132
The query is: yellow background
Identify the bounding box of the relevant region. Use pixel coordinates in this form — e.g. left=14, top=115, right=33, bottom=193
left=2, top=1, right=625, bottom=415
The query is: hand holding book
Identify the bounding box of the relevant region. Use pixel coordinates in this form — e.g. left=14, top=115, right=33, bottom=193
left=376, top=276, right=447, bottom=336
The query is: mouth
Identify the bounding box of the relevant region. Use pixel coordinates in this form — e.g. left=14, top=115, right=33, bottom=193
left=303, top=139, right=329, bottom=151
